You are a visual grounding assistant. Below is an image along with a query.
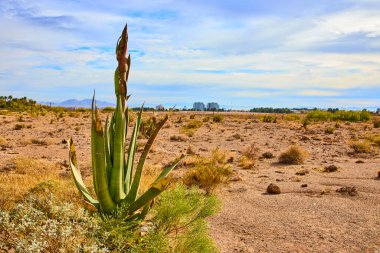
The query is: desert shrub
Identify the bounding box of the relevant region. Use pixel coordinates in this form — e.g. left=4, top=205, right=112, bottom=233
left=0, top=194, right=106, bottom=253
left=325, top=127, right=334, bottom=134
left=175, top=116, right=184, bottom=124
left=102, top=106, right=116, bottom=112
left=306, top=109, right=371, bottom=122
left=262, top=115, right=276, bottom=123
left=14, top=124, right=25, bottom=130
left=0, top=182, right=219, bottom=253
left=374, top=121, right=380, bottom=128
left=140, top=116, right=158, bottom=138
left=278, top=145, right=309, bottom=165
left=202, top=116, right=210, bottom=122
left=284, top=114, right=301, bottom=121
left=183, top=149, right=232, bottom=193
left=180, top=120, right=202, bottom=137
left=372, top=136, right=380, bottom=147
left=150, top=184, right=219, bottom=253
left=238, top=156, right=255, bottom=170
left=350, top=141, right=371, bottom=153
left=212, top=114, right=223, bottom=123
left=189, top=114, right=196, bottom=119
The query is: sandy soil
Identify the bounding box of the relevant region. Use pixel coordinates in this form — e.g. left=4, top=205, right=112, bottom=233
left=0, top=111, right=379, bottom=252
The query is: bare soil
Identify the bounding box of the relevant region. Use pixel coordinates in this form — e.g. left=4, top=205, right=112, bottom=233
left=0, top=111, right=379, bottom=252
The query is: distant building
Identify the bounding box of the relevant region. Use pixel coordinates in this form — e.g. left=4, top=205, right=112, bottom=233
left=377, top=108, right=380, bottom=115
left=193, top=102, right=205, bottom=111
left=156, top=104, right=164, bottom=111
left=207, top=102, right=219, bottom=111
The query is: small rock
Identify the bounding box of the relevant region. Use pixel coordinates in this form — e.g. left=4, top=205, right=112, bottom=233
left=301, top=184, right=308, bottom=188
left=336, top=186, right=357, bottom=196
left=378, top=170, right=380, bottom=178
left=275, top=170, right=285, bottom=174
left=296, top=169, right=309, bottom=176
left=324, top=165, right=338, bottom=173
left=267, top=183, right=281, bottom=194
left=61, top=139, right=67, bottom=144
left=355, top=160, right=364, bottom=164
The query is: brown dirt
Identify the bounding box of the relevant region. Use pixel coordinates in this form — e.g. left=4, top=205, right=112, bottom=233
left=0, top=111, right=379, bottom=252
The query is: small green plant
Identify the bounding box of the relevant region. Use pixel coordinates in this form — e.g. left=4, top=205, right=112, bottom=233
left=279, top=145, right=309, bottom=165
left=202, top=116, right=210, bottom=122
left=68, top=23, right=184, bottom=218
left=262, top=115, right=276, bottom=123
left=189, top=114, right=196, bottom=119
left=374, top=121, right=380, bottom=128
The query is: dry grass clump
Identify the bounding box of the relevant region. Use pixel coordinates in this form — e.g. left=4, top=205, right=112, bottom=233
left=238, top=144, right=259, bottom=169
left=350, top=141, right=372, bottom=154
left=180, top=120, right=202, bottom=137
left=183, top=149, right=232, bottom=193
left=0, top=157, right=80, bottom=210
left=278, top=145, right=309, bottom=165
left=20, top=138, right=54, bottom=146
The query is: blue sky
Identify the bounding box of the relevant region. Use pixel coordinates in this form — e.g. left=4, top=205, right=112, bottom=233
left=0, top=0, right=380, bottom=109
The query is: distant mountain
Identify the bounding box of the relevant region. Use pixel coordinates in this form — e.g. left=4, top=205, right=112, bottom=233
left=39, top=99, right=115, bottom=108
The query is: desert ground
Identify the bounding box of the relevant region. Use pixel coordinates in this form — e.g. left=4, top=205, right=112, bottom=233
left=0, top=110, right=379, bottom=252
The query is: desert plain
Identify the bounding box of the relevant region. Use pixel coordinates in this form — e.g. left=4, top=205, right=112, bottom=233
left=0, top=110, right=379, bottom=253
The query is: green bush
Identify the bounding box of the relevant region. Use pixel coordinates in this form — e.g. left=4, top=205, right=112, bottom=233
left=374, top=121, right=380, bottom=128
left=306, top=109, right=371, bottom=122
left=0, top=184, right=220, bottom=253
left=325, top=127, right=334, bottom=134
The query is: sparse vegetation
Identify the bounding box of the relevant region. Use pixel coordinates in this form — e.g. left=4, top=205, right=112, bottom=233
left=325, top=127, right=334, bottom=134
left=212, top=114, right=223, bottom=123
left=350, top=141, right=372, bottom=154
left=373, top=120, right=380, bottom=128
left=181, top=120, right=202, bottom=137
left=306, top=109, right=371, bottom=122
left=183, top=149, right=232, bottom=193
left=278, top=145, right=309, bottom=165
left=14, top=124, right=25, bottom=130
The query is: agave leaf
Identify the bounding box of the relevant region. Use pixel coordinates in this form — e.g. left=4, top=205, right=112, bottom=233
left=109, top=94, right=126, bottom=203
left=68, top=138, right=99, bottom=210
left=125, top=152, right=183, bottom=214
left=124, top=106, right=143, bottom=193
left=104, top=116, right=112, bottom=182
left=91, top=94, right=98, bottom=195
left=125, top=115, right=168, bottom=204
left=93, top=107, right=117, bottom=214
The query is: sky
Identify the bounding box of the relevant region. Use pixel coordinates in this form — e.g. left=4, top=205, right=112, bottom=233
left=0, top=0, right=380, bottom=110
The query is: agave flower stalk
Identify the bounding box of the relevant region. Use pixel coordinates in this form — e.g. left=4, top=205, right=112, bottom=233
left=68, top=23, right=183, bottom=217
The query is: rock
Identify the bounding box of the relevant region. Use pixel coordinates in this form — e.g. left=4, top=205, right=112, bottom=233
left=61, top=139, right=67, bottom=144
left=262, top=152, right=274, bottom=159
left=296, top=169, right=309, bottom=176
left=336, top=186, right=357, bottom=196
left=301, top=184, right=308, bottom=188
left=378, top=170, right=380, bottom=178
left=275, top=170, right=285, bottom=174
left=355, top=160, right=364, bottom=164
left=267, top=183, right=281, bottom=194
left=324, top=165, right=338, bottom=173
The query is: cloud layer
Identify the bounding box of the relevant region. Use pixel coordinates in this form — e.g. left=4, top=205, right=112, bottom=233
left=0, top=0, right=379, bottom=109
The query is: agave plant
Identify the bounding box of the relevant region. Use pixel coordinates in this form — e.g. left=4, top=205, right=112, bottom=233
left=68, top=23, right=183, bottom=218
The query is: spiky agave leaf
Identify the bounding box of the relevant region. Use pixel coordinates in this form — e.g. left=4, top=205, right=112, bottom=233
left=68, top=138, right=100, bottom=210
left=124, top=115, right=169, bottom=204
